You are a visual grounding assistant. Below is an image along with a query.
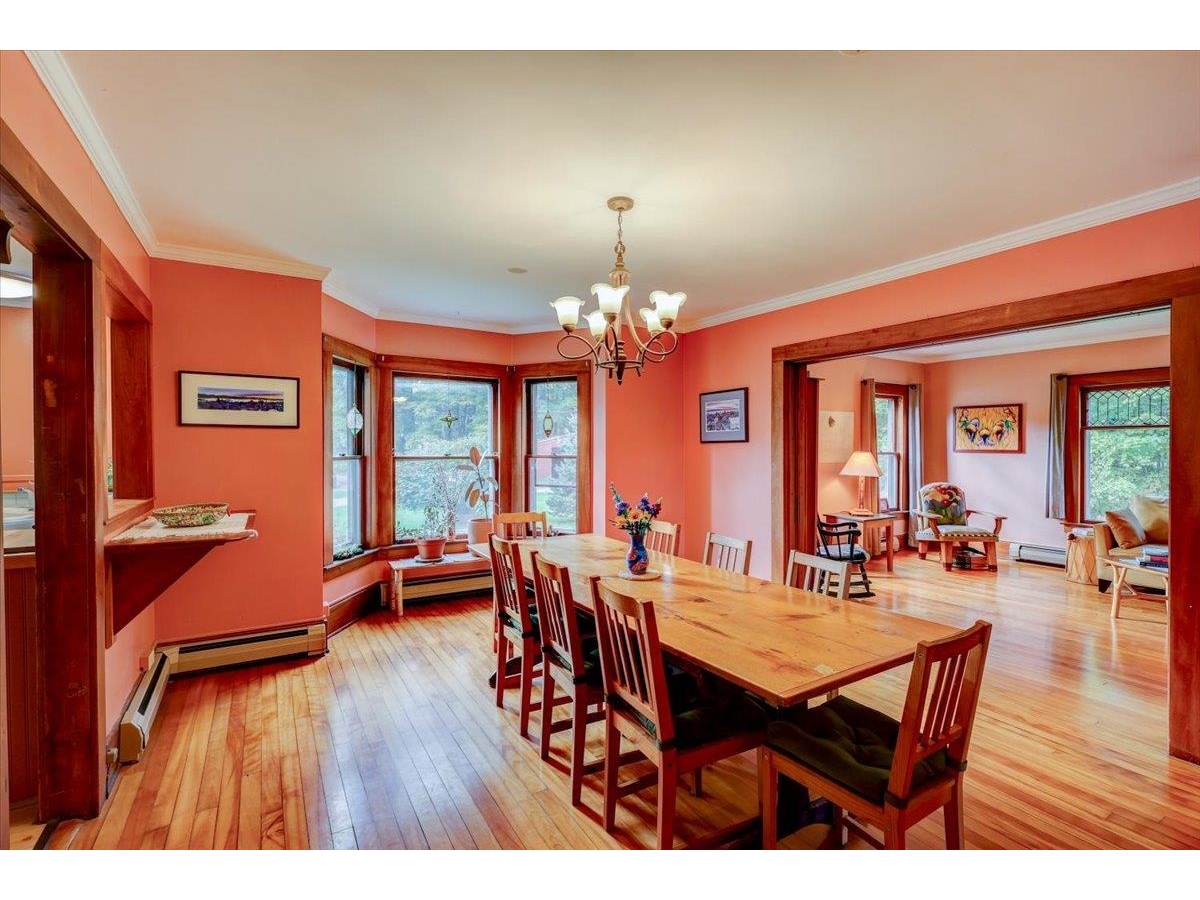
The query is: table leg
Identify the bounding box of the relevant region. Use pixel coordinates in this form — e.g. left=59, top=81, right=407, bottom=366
left=884, top=523, right=894, bottom=573
left=1110, top=566, right=1127, bottom=619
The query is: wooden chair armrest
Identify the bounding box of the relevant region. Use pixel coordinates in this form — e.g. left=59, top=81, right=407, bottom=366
left=914, top=511, right=943, bottom=538
left=966, top=509, right=1005, bottom=536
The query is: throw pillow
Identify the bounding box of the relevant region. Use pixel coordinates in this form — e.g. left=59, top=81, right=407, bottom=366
left=1105, top=508, right=1146, bottom=550
left=1129, top=494, right=1169, bottom=544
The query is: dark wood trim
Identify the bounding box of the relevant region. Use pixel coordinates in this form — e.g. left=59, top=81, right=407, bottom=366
left=0, top=118, right=100, bottom=260
left=773, top=268, right=1198, bottom=364
left=1169, top=295, right=1200, bottom=763
left=110, top=319, right=154, bottom=499
left=100, top=248, right=151, bottom=323
left=1063, top=366, right=1171, bottom=523
left=377, top=355, right=508, bottom=380
left=511, top=360, right=593, bottom=533
left=104, top=498, right=155, bottom=537
left=322, top=547, right=380, bottom=582
left=873, top=382, right=909, bottom=515
left=323, top=333, right=374, bottom=367
left=772, top=267, right=1200, bottom=762
left=326, top=582, right=385, bottom=637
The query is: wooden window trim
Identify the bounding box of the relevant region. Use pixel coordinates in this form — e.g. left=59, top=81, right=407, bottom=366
left=1063, top=366, right=1170, bottom=524
left=874, top=382, right=908, bottom=514
left=323, top=335, right=376, bottom=567
left=515, top=360, right=593, bottom=534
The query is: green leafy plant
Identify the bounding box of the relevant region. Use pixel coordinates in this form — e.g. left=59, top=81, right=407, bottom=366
left=457, top=446, right=498, bottom=518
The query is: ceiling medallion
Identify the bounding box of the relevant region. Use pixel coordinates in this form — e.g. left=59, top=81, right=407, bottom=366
left=549, top=197, right=684, bottom=384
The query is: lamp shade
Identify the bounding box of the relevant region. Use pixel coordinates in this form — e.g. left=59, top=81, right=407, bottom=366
left=592, top=282, right=629, bottom=316
left=839, top=450, right=882, bottom=478
left=549, top=296, right=583, bottom=330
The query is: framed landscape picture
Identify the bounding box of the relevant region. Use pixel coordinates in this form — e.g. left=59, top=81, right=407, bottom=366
left=700, top=387, right=748, bottom=443
left=179, top=371, right=300, bottom=428
left=953, top=403, right=1023, bottom=453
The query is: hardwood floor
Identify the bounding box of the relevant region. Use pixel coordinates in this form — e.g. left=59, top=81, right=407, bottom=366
left=49, top=552, right=1200, bottom=849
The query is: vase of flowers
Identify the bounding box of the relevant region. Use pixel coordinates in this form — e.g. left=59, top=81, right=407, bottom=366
left=610, top=484, right=663, bottom=578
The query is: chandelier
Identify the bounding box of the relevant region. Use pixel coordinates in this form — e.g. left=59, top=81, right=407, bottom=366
left=549, top=197, right=684, bottom=384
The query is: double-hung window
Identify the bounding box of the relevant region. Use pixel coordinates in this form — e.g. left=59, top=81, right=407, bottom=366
left=873, top=384, right=907, bottom=512
left=1079, top=380, right=1170, bottom=521
left=329, top=354, right=370, bottom=558
left=525, top=377, right=581, bottom=534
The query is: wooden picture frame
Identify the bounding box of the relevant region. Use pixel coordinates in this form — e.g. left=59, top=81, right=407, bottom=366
left=952, top=403, right=1023, bottom=453
left=700, top=387, right=749, bottom=443
left=178, top=370, right=300, bottom=428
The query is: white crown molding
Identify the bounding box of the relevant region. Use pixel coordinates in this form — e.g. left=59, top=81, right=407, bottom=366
left=372, top=306, right=557, bottom=335
left=320, top=277, right=381, bottom=319
left=25, top=50, right=157, bottom=254
left=691, top=177, right=1200, bottom=332
left=155, top=243, right=330, bottom=281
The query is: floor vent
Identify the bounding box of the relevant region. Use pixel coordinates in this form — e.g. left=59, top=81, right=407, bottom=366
left=162, top=622, right=327, bottom=676
left=118, top=650, right=171, bottom=763
left=1009, top=543, right=1067, bottom=567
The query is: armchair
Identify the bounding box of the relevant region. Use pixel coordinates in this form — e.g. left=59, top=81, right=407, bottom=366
left=915, top=482, right=1006, bottom=572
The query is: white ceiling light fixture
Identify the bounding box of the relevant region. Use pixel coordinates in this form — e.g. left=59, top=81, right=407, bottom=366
left=0, top=273, right=34, bottom=300
left=549, top=197, right=684, bottom=384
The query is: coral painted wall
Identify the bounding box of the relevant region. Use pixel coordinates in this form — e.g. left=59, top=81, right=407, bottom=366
left=0, top=306, right=35, bottom=480
left=808, top=354, right=926, bottom=527
left=682, top=200, right=1200, bottom=577
left=0, top=51, right=149, bottom=294
left=152, top=259, right=325, bottom=641
left=923, top=334, right=1170, bottom=549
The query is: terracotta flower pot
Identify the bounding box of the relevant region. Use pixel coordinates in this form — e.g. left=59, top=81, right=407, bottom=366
left=416, top=536, right=447, bottom=561
left=466, top=518, right=493, bottom=545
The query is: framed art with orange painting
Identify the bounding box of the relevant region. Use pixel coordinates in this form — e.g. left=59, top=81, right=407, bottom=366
left=953, top=403, right=1023, bottom=453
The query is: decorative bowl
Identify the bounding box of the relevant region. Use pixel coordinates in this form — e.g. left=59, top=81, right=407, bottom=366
left=150, top=503, right=229, bottom=528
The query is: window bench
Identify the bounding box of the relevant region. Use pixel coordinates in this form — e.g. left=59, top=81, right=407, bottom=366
left=387, top=552, right=492, bottom=615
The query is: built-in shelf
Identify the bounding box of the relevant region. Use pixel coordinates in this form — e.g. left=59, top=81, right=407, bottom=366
left=104, top=510, right=258, bottom=643
left=105, top=496, right=155, bottom=537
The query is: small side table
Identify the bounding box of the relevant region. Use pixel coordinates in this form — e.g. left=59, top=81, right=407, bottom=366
left=1064, top=527, right=1097, bottom=585
left=824, top=511, right=904, bottom=573
left=1108, top=558, right=1169, bottom=620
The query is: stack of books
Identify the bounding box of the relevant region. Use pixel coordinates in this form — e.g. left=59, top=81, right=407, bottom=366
left=1136, top=546, right=1169, bottom=570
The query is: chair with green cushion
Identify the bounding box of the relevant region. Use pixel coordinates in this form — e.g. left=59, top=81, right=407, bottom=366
left=589, top=575, right=768, bottom=850
left=915, top=482, right=1006, bottom=572
left=530, top=551, right=605, bottom=808
left=760, top=620, right=992, bottom=850
left=489, top=535, right=544, bottom=739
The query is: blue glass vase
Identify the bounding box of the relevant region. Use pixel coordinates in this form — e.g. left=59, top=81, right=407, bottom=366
left=626, top=530, right=649, bottom=575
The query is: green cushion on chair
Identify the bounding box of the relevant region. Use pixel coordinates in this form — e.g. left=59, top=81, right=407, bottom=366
left=766, top=695, right=947, bottom=805
left=673, top=691, right=769, bottom=750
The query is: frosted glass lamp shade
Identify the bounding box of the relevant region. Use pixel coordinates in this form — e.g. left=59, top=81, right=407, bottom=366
left=639, top=307, right=664, bottom=335
left=839, top=451, right=882, bottom=478
left=649, top=290, right=686, bottom=327
left=584, top=310, right=609, bottom=338
left=550, top=296, right=584, bottom=331
left=592, top=282, right=630, bottom=317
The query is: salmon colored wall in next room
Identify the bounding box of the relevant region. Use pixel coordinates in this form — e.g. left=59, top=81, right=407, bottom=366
left=0, top=51, right=150, bottom=294
left=923, top=334, right=1170, bottom=550
left=152, top=259, right=325, bottom=642
left=0, top=306, right=35, bottom=480
left=681, top=200, right=1200, bottom=578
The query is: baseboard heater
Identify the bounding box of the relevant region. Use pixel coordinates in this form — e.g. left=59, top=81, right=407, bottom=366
left=161, top=622, right=327, bottom=676
left=402, top=573, right=494, bottom=604
left=1008, top=543, right=1067, bottom=567
left=118, top=650, right=171, bottom=763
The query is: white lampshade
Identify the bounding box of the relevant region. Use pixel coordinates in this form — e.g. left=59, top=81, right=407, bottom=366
left=649, top=290, right=686, bottom=327
left=0, top=274, right=33, bottom=300
left=549, top=296, right=584, bottom=330
left=639, top=307, right=664, bottom=335
left=584, top=310, right=608, bottom=338
left=839, top=450, right=882, bottom=478
left=592, top=282, right=629, bottom=317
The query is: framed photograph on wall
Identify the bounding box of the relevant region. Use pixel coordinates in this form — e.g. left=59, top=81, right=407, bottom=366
left=952, top=403, right=1023, bottom=453
left=700, top=387, right=749, bottom=443
left=178, top=370, right=300, bottom=428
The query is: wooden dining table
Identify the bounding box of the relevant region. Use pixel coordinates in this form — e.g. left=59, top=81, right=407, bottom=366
left=469, top=533, right=956, bottom=708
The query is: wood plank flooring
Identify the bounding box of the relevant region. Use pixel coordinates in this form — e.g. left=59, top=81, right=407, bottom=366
left=49, top=553, right=1200, bottom=849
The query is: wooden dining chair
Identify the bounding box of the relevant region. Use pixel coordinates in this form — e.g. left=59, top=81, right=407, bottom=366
left=489, top=534, right=544, bottom=739
left=785, top=550, right=850, bottom=600
left=645, top=519, right=681, bottom=556
left=702, top=532, right=752, bottom=575
left=590, top=576, right=768, bottom=849
left=760, top=620, right=992, bottom=850
left=493, top=511, right=549, bottom=539
left=815, top=518, right=873, bottom=598
left=530, top=552, right=605, bottom=807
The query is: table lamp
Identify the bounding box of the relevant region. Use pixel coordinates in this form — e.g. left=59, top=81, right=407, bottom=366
left=840, top=450, right=882, bottom=516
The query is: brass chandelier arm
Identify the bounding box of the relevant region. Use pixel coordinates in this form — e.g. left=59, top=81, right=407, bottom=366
left=555, top=330, right=607, bottom=363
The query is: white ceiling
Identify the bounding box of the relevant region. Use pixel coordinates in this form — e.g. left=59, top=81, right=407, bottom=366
left=40, top=50, right=1200, bottom=332
left=876, top=308, right=1171, bottom=362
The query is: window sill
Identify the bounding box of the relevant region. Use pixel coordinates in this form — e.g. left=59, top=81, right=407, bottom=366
left=323, top=548, right=380, bottom=581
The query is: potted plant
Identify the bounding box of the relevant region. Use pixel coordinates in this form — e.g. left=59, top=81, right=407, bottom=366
left=458, top=445, right=498, bottom=544
left=400, top=466, right=459, bottom=560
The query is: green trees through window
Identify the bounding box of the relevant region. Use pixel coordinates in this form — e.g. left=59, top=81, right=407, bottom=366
left=1082, top=384, right=1170, bottom=520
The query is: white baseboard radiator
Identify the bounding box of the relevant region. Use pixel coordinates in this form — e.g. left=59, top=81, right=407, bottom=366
left=1008, top=543, right=1067, bottom=567
left=119, top=650, right=171, bottom=763
left=161, top=622, right=327, bottom=676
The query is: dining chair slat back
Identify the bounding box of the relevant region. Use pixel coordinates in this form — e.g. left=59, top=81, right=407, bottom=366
left=646, top=519, right=681, bottom=556
left=703, top=532, right=752, bottom=575
left=785, top=550, right=850, bottom=599
left=494, top=511, right=549, bottom=540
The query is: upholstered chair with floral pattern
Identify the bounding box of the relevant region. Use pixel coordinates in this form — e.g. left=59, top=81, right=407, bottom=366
left=915, top=482, right=1006, bottom=572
